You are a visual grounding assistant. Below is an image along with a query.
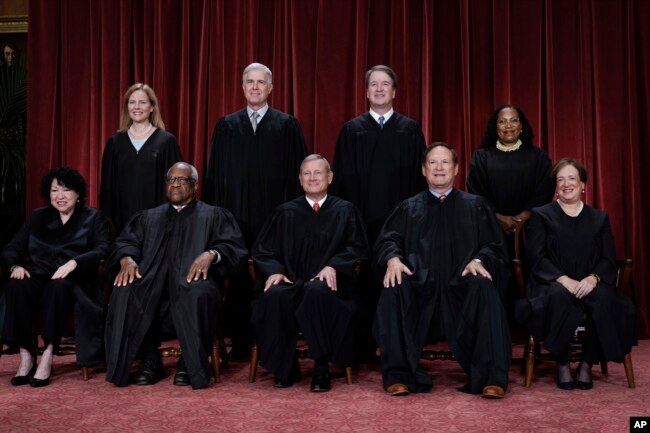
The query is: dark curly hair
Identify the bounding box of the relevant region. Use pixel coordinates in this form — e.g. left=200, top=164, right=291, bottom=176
left=479, top=104, right=535, bottom=149
left=40, top=167, right=87, bottom=207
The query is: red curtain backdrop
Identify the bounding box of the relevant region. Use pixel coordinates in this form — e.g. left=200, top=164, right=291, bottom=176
left=26, top=0, right=650, bottom=336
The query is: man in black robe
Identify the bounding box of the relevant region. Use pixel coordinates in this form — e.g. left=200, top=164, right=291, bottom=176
left=203, top=62, right=307, bottom=357
left=373, top=143, right=511, bottom=398
left=331, top=65, right=426, bottom=361
left=104, top=162, right=247, bottom=389
left=251, top=155, right=369, bottom=392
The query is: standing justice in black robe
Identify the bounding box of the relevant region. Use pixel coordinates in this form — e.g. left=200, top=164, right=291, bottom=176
left=104, top=201, right=247, bottom=389
left=1, top=206, right=110, bottom=365
left=515, top=202, right=636, bottom=362
left=202, top=107, right=307, bottom=354
left=467, top=146, right=553, bottom=220
left=331, top=112, right=426, bottom=244
left=251, top=196, right=369, bottom=382
left=100, top=129, right=182, bottom=234
left=373, top=189, right=511, bottom=394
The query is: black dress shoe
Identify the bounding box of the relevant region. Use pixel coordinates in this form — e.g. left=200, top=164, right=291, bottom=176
left=274, top=377, right=295, bottom=388
left=173, top=356, right=191, bottom=386
left=310, top=365, right=331, bottom=392
left=11, top=361, right=37, bottom=386
left=574, top=362, right=593, bottom=390
left=274, top=358, right=302, bottom=388
left=30, top=365, right=54, bottom=388
left=132, top=358, right=165, bottom=385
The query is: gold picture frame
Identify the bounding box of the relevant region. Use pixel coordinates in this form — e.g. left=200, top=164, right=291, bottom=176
left=0, top=15, right=28, bottom=33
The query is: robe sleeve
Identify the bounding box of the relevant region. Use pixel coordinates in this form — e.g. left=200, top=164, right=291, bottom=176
left=72, top=209, right=111, bottom=274
left=526, top=209, right=564, bottom=283
left=251, top=209, right=288, bottom=279
left=466, top=150, right=493, bottom=205
left=372, top=201, right=409, bottom=279
left=107, top=212, right=147, bottom=279
left=524, top=149, right=554, bottom=210
left=285, top=117, right=308, bottom=198
left=209, top=207, right=248, bottom=275
left=0, top=217, right=30, bottom=272
left=99, top=136, right=116, bottom=219
left=331, top=124, right=358, bottom=203
left=202, top=118, right=231, bottom=205
left=326, top=205, right=370, bottom=278
left=591, top=214, right=618, bottom=285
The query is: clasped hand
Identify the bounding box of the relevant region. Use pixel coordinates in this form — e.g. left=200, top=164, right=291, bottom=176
left=557, top=275, right=597, bottom=299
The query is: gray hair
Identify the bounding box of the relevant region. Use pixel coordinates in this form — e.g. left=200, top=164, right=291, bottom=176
left=167, top=162, right=199, bottom=182
left=300, top=154, right=331, bottom=173
left=242, top=62, right=273, bottom=84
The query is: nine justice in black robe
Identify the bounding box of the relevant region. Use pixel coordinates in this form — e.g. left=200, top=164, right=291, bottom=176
left=104, top=200, right=247, bottom=389
left=1, top=206, right=110, bottom=365
left=251, top=196, right=369, bottom=382
left=516, top=202, right=636, bottom=362
left=100, top=129, right=182, bottom=233
left=331, top=112, right=426, bottom=243
left=373, top=189, right=512, bottom=394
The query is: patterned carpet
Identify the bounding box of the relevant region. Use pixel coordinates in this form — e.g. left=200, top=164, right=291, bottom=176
left=0, top=340, right=647, bottom=433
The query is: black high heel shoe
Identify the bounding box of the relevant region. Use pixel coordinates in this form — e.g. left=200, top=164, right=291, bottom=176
left=11, top=358, right=37, bottom=386
left=574, top=362, right=593, bottom=390
left=30, top=365, right=53, bottom=388
left=556, top=363, right=575, bottom=390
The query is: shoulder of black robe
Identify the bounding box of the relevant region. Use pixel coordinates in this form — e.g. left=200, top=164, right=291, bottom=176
left=107, top=200, right=248, bottom=282
left=99, top=130, right=182, bottom=232
left=527, top=202, right=617, bottom=287
left=252, top=195, right=369, bottom=291
left=373, top=189, right=508, bottom=292
left=466, top=146, right=554, bottom=215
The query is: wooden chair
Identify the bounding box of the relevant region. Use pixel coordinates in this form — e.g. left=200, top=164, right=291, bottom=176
left=248, top=259, right=354, bottom=385
left=514, top=223, right=635, bottom=388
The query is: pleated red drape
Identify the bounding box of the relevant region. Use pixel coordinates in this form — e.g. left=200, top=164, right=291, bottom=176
left=26, top=0, right=650, bottom=336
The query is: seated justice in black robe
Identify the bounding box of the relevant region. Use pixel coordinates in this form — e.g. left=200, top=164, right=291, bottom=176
left=373, top=143, right=511, bottom=399
left=251, top=155, right=369, bottom=392
left=1, top=167, right=110, bottom=387
left=104, top=163, right=247, bottom=390
left=516, top=158, right=636, bottom=390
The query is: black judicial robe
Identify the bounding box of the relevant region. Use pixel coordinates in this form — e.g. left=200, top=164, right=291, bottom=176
left=104, top=200, right=247, bottom=389
left=100, top=129, right=182, bottom=234
left=203, top=107, right=307, bottom=246
left=1, top=206, right=110, bottom=365
left=331, top=112, right=426, bottom=243
left=251, top=196, right=369, bottom=380
left=516, top=202, right=636, bottom=360
left=373, top=189, right=511, bottom=393
left=467, top=145, right=553, bottom=217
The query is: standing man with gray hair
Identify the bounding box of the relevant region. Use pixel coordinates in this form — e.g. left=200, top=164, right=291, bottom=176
left=203, top=63, right=307, bottom=358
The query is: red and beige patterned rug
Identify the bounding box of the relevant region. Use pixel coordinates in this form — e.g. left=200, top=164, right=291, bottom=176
left=0, top=340, right=647, bottom=432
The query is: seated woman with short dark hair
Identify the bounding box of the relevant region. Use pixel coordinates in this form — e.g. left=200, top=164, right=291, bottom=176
left=1, top=167, right=110, bottom=387
left=516, top=158, right=636, bottom=390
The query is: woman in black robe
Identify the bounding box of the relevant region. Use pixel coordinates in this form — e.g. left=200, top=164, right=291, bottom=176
left=516, top=158, right=636, bottom=390
left=100, top=83, right=182, bottom=234
left=1, top=167, right=110, bottom=387
left=467, top=104, right=553, bottom=244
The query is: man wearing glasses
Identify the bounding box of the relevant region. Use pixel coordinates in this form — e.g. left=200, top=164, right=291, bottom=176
left=104, top=162, right=248, bottom=389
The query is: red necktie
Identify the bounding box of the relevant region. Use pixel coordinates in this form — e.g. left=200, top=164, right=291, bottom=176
left=313, top=202, right=320, bottom=212
left=439, top=194, right=446, bottom=203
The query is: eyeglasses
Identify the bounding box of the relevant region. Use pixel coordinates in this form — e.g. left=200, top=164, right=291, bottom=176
left=497, top=118, right=521, bottom=126
left=165, top=176, right=195, bottom=185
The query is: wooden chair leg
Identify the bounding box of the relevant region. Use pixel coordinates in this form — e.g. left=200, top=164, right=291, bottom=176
left=623, top=352, right=635, bottom=388
left=212, top=339, right=221, bottom=383
left=248, top=344, right=258, bottom=383
left=81, top=366, right=89, bottom=381
left=524, top=335, right=536, bottom=387
left=600, top=360, right=608, bottom=375
left=345, top=366, right=352, bottom=385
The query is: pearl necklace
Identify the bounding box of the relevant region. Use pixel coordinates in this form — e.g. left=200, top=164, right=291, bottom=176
left=496, top=139, right=522, bottom=152
left=129, top=123, right=153, bottom=137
